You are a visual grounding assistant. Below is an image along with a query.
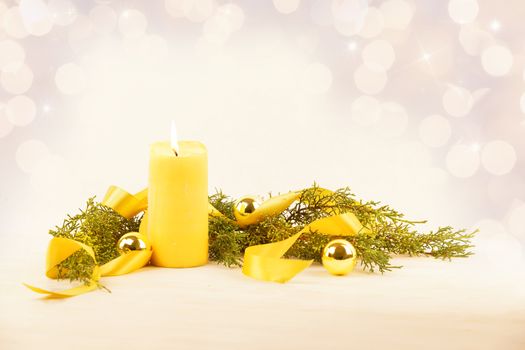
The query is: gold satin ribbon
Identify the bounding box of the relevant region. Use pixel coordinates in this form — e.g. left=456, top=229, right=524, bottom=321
left=211, top=189, right=368, bottom=283
left=24, top=186, right=152, bottom=298
left=102, top=186, right=148, bottom=219
left=26, top=186, right=368, bottom=297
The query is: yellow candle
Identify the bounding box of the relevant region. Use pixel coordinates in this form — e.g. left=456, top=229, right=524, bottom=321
left=148, top=140, right=208, bottom=267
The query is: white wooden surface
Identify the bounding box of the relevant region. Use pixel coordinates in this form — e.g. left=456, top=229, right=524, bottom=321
left=2, top=250, right=525, bottom=350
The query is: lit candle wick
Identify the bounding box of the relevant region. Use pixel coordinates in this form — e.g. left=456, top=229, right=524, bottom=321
left=171, top=120, right=180, bottom=156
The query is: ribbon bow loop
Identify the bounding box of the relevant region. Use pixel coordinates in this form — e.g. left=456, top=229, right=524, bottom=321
left=25, top=186, right=151, bottom=298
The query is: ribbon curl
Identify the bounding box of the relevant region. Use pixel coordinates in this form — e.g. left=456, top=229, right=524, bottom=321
left=210, top=189, right=368, bottom=283
left=24, top=187, right=152, bottom=298
left=26, top=186, right=368, bottom=297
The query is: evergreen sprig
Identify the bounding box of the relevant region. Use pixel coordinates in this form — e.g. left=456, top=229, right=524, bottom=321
left=208, top=185, right=476, bottom=272
left=50, top=197, right=141, bottom=283
left=49, top=185, right=476, bottom=284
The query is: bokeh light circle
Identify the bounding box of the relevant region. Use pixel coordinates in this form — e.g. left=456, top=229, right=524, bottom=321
left=419, top=114, right=451, bottom=147
left=442, top=86, right=473, bottom=117
left=446, top=144, right=480, bottom=178
left=358, top=7, right=384, bottom=38
left=90, top=5, right=117, bottom=34
left=458, top=24, right=493, bottom=56
left=6, top=95, right=37, bottom=126
left=0, top=104, right=14, bottom=139
left=203, top=11, right=235, bottom=45
left=354, top=63, right=387, bottom=94
left=0, top=0, right=522, bottom=241
left=481, top=45, right=513, bottom=77
left=3, top=7, right=29, bottom=39
left=273, top=0, right=300, bottom=14
left=217, top=3, right=244, bottom=31
left=28, top=18, right=54, bottom=36
left=481, top=140, right=516, bottom=175
left=362, top=40, right=395, bottom=71
left=332, top=0, right=368, bottom=36
left=184, top=0, right=215, bottom=22
left=19, top=0, right=54, bottom=36
left=0, top=40, right=26, bottom=71
left=118, top=9, right=147, bottom=37
left=16, top=139, right=50, bottom=173
left=351, top=95, right=381, bottom=126
left=48, top=0, right=78, bottom=26
left=1, top=63, right=34, bottom=94
left=448, top=0, right=479, bottom=24
left=380, top=0, right=413, bottom=30
left=55, top=63, right=86, bottom=95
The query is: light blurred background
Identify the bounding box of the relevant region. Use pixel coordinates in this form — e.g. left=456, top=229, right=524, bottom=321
left=0, top=0, right=524, bottom=266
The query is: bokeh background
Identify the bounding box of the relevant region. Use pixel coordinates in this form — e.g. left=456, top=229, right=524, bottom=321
left=0, top=0, right=524, bottom=266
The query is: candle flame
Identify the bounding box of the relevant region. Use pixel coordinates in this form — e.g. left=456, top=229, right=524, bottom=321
left=171, top=120, right=180, bottom=156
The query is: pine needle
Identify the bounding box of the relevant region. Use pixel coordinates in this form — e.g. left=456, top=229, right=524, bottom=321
left=49, top=197, right=141, bottom=283
left=208, top=185, right=476, bottom=272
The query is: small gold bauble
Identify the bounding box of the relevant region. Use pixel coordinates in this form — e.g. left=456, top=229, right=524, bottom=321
left=322, top=239, right=357, bottom=276
left=233, top=196, right=260, bottom=217
left=117, top=232, right=151, bottom=255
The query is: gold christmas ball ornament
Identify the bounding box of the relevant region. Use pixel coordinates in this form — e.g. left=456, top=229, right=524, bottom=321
left=117, top=232, right=152, bottom=255
left=322, top=239, right=357, bottom=276
left=233, top=196, right=261, bottom=217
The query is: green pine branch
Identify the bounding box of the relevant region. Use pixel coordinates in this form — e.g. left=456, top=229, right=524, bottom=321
left=49, top=197, right=141, bottom=284
left=48, top=185, right=476, bottom=285
left=208, top=185, right=476, bottom=272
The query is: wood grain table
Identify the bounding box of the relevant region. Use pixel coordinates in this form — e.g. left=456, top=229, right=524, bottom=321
left=2, top=245, right=525, bottom=350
